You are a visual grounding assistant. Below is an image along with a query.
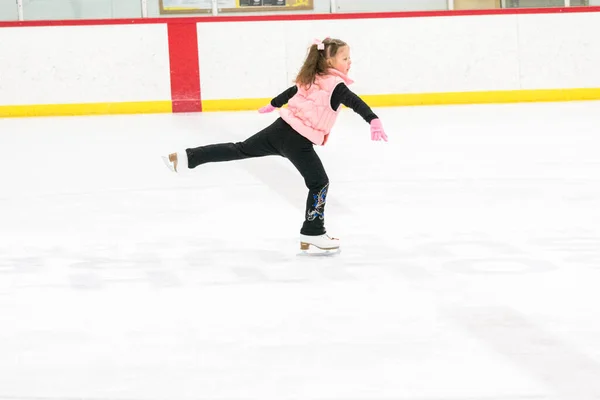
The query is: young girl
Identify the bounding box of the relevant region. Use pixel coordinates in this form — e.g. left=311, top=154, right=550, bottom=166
left=163, top=37, right=388, bottom=251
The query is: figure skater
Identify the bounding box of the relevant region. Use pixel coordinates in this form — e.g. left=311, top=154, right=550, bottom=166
left=163, top=37, right=388, bottom=251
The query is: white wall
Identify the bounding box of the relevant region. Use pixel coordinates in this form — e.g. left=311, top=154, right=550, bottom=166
left=518, top=12, right=600, bottom=89
left=197, top=11, right=600, bottom=101
left=0, top=24, right=171, bottom=105
left=197, top=15, right=518, bottom=100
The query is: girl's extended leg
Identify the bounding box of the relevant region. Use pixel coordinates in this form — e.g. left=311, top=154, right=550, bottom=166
left=185, top=119, right=284, bottom=169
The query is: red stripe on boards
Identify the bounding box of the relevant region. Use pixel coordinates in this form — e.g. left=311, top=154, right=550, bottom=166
left=167, top=22, right=201, bottom=113
left=3, top=7, right=600, bottom=27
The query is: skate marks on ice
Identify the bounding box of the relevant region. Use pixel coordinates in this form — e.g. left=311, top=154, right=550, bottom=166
left=0, top=231, right=514, bottom=293
left=400, top=229, right=600, bottom=400
left=0, top=237, right=353, bottom=293
left=342, top=229, right=600, bottom=400
left=447, top=306, right=600, bottom=400
left=2, top=228, right=599, bottom=294
left=3, top=230, right=600, bottom=399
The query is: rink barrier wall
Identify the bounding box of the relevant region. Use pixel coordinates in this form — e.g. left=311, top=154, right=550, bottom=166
left=0, top=22, right=173, bottom=117
left=2, top=7, right=600, bottom=118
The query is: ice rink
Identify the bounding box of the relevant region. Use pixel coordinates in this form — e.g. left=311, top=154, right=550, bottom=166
left=1, top=101, right=600, bottom=400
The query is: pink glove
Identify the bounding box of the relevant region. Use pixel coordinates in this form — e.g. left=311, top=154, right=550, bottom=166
left=370, top=119, right=388, bottom=142
left=258, top=104, right=276, bottom=114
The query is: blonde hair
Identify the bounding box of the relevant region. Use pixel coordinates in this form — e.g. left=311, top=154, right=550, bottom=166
left=295, top=38, right=347, bottom=88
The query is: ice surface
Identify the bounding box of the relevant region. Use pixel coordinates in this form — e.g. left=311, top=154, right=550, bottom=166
left=1, top=101, right=600, bottom=400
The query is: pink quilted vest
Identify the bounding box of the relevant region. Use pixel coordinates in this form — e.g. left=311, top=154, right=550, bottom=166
left=279, top=68, right=354, bottom=146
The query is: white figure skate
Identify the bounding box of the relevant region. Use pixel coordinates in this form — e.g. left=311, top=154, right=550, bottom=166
left=299, top=233, right=341, bottom=256
left=162, top=151, right=189, bottom=174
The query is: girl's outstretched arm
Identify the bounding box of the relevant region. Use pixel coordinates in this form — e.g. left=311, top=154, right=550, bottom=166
left=332, top=83, right=388, bottom=141
left=258, top=85, right=299, bottom=113
left=331, top=83, right=377, bottom=122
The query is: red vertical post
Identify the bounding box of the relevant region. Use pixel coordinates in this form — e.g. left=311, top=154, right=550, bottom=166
left=167, top=22, right=202, bottom=112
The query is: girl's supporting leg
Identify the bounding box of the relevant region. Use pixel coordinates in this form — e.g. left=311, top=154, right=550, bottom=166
left=279, top=130, right=330, bottom=237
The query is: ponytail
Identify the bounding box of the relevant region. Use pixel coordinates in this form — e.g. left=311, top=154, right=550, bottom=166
left=294, top=37, right=347, bottom=88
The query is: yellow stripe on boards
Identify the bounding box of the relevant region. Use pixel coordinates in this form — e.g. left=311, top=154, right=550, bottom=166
left=201, top=88, right=600, bottom=111
left=2, top=89, right=600, bottom=118
left=360, top=88, right=600, bottom=107
left=202, top=98, right=274, bottom=112
left=0, top=101, right=172, bottom=118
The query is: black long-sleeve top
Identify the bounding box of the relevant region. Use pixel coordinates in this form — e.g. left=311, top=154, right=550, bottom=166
left=269, top=83, right=378, bottom=124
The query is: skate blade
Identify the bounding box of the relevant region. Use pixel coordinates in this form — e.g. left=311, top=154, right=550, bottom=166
left=297, top=249, right=341, bottom=257
left=161, top=156, right=176, bottom=173
left=297, top=245, right=341, bottom=257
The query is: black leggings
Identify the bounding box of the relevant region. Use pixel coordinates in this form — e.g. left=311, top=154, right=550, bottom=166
left=185, top=118, right=329, bottom=236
